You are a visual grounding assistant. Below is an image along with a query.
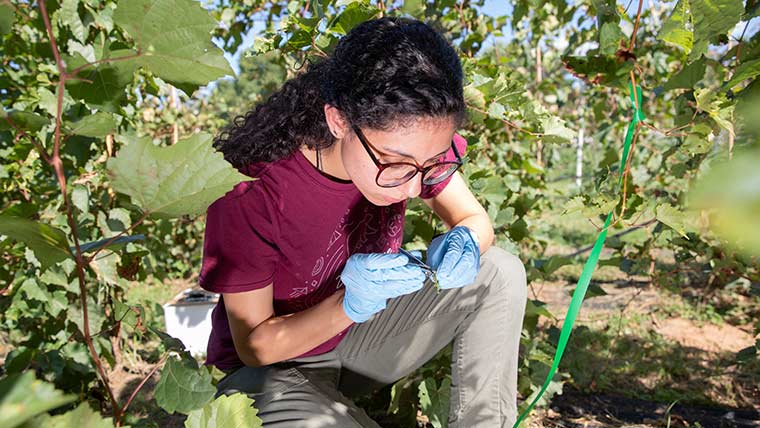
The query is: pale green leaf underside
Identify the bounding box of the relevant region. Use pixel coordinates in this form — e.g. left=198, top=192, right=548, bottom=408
left=107, top=133, right=252, bottom=219
left=0, top=372, right=76, bottom=428
left=0, top=215, right=71, bottom=270
left=113, top=0, right=234, bottom=93
left=154, top=355, right=216, bottom=414
left=184, top=393, right=262, bottom=428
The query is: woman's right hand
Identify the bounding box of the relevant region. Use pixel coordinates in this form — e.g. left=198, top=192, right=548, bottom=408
left=340, top=252, right=426, bottom=323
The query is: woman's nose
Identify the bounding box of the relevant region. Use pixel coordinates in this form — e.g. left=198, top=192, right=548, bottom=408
left=404, top=174, right=423, bottom=199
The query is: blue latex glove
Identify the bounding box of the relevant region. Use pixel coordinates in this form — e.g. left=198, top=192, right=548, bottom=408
left=341, top=251, right=426, bottom=323
left=425, top=226, right=481, bottom=289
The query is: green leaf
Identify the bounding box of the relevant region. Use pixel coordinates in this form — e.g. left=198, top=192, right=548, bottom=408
left=113, top=0, right=234, bottom=94
left=525, top=299, right=555, bottom=320
left=59, top=0, right=86, bottom=43
left=680, top=132, right=712, bottom=155
left=49, top=290, right=68, bottom=318
left=0, top=215, right=71, bottom=270
left=695, top=88, right=735, bottom=135
left=487, top=102, right=506, bottom=120
left=65, top=112, right=117, bottom=137
left=724, top=58, right=760, bottom=90
left=106, top=133, right=252, bottom=219
left=655, top=203, right=688, bottom=238
left=388, top=376, right=417, bottom=423
left=66, top=51, right=139, bottom=113
left=0, top=372, right=76, bottom=428
left=0, top=110, right=50, bottom=133
left=689, top=0, right=744, bottom=61
left=331, top=2, right=379, bottom=35
left=20, top=278, right=49, bottom=302
left=400, top=0, right=426, bottom=15
left=113, top=301, right=141, bottom=329
left=71, top=185, right=89, bottom=213
left=90, top=251, right=121, bottom=285
left=418, top=376, right=450, bottom=428
left=535, top=255, right=572, bottom=275
left=599, top=22, right=626, bottom=55
left=567, top=282, right=608, bottom=298
left=0, top=3, right=14, bottom=35
left=591, top=0, right=621, bottom=28
left=67, top=295, right=106, bottom=336
left=562, top=55, right=634, bottom=88
left=688, top=149, right=760, bottom=256
left=184, top=393, right=262, bottom=428
left=151, top=327, right=188, bottom=353
left=659, top=0, right=693, bottom=54
left=41, top=402, right=116, bottom=428
left=540, top=114, right=577, bottom=143
left=155, top=354, right=217, bottom=414
left=663, top=57, right=707, bottom=91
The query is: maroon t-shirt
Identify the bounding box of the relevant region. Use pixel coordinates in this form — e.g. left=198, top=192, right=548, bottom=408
left=199, top=134, right=468, bottom=370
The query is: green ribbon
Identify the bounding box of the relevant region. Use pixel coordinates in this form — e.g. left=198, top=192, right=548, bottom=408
left=513, top=83, right=644, bottom=427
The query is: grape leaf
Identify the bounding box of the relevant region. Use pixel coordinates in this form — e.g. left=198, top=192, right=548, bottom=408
left=0, top=215, right=71, bottom=270
left=724, top=58, right=760, bottom=90
left=106, top=133, right=252, bottom=219
left=656, top=203, right=688, bottom=238
left=663, top=57, right=707, bottom=91
left=155, top=355, right=216, bottom=414
left=0, top=372, right=76, bottom=428
left=689, top=0, right=744, bottom=61
left=184, top=393, right=263, bottom=428
left=659, top=0, right=694, bottom=54
left=0, top=109, right=50, bottom=132
left=418, top=376, right=451, bottom=428
left=113, top=0, right=234, bottom=94
left=0, top=3, right=14, bottom=35
left=65, top=112, right=117, bottom=137
left=37, top=402, right=116, bottom=428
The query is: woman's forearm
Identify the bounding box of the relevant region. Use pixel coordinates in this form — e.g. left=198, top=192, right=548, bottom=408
left=455, top=213, right=494, bottom=254
left=243, top=288, right=353, bottom=367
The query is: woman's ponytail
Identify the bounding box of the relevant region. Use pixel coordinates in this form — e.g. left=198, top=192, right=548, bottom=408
left=213, top=60, right=334, bottom=170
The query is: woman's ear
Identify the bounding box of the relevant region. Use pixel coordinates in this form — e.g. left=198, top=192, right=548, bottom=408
left=324, top=104, right=349, bottom=139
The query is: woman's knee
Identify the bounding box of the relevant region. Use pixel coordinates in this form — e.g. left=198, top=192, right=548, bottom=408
left=480, top=246, right=528, bottom=303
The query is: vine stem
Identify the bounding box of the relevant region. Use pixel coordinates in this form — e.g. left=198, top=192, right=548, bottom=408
left=466, top=103, right=542, bottom=136
left=38, top=0, right=122, bottom=421
left=120, top=354, right=168, bottom=418
left=68, top=52, right=143, bottom=77
left=610, top=0, right=644, bottom=229
left=628, top=0, right=644, bottom=51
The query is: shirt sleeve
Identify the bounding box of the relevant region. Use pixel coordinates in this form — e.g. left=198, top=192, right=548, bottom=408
left=419, top=133, right=468, bottom=200
left=199, top=180, right=281, bottom=293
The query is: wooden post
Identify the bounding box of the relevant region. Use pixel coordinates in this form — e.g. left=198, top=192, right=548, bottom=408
left=576, top=125, right=584, bottom=187
left=170, top=85, right=179, bottom=145
left=535, top=45, right=543, bottom=167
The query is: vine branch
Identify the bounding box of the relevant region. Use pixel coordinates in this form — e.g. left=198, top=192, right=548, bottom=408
left=466, top=103, right=542, bottom=136
left=38, top=0, right=122, bottom=420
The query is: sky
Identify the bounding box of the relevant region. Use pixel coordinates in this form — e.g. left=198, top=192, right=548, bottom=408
left=210, top=0, right=759, bottom=79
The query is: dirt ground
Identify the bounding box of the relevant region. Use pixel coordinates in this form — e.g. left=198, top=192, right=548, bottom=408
left=528, top=275, right=759, bottom=428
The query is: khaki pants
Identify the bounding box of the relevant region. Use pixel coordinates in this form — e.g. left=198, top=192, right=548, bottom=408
left=215, top=246, right=528, bottom=427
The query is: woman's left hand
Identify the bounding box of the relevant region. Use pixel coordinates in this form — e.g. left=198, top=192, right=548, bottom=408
left=425, top=225, right=481, bottom=289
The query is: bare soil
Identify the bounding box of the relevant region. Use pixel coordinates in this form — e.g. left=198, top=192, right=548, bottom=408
left=528, top=276, right=760, bottom=428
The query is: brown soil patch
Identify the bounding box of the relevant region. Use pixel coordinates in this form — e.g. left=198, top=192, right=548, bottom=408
left=654, top=317, right=756, bottom=353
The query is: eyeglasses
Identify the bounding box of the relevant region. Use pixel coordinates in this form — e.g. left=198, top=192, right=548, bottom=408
left=352, top=125, right=463, bottom=188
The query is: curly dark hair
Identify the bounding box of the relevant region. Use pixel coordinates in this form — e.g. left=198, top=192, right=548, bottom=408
left=213, top=17, right=466, bottom=170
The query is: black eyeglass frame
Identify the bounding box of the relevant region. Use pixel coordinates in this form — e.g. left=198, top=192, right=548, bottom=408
left=352, top=125, right=463, bottom=188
